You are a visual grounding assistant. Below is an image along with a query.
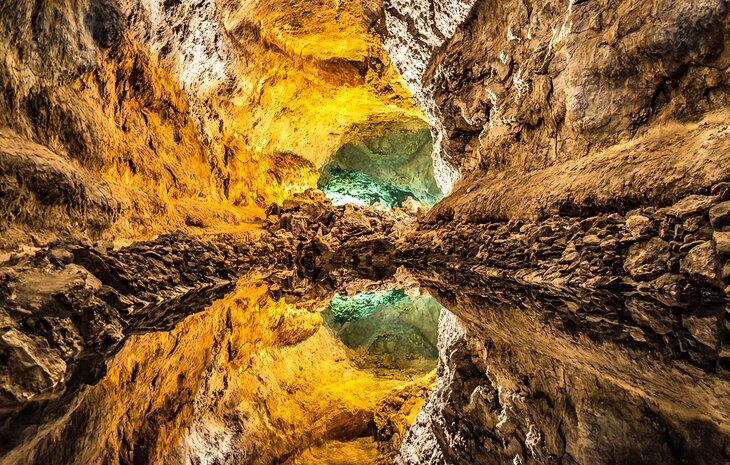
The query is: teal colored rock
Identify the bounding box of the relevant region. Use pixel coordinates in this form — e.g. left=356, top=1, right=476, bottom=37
left=327, top=289, right=410, bottom=323
left=320, top=169, right=435, bottom=209
left=323, top=288, right=442, bottom=371
left=318, top=122, right=443, bottom=208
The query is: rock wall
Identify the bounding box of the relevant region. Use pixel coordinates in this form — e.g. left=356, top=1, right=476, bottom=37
left=379, top=3, right=730, bottom=459
left=0, top=0, right=424, bottom=250
left=396, top=271, right=729, bottom=465
left=381, top=0, right=478, bottom=193
left=383, top=0, right=730, bottom=218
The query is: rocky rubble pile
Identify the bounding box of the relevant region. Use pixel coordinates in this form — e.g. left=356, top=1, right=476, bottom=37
left=264, top=189, right=419, bottom=297
left=409, top=188, right=730, bottom=296
left=405, top=186, right=730, bottom=370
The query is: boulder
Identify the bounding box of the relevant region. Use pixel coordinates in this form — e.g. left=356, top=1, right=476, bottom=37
left=623, top=238, right=670, bottom=281
left=709, top=201, right=730, bottom=229
left=624, top=215, right=653, bottom=239
left=0, top=328, right=68, bottom=400
left=713, top=231, right=730, bottom=254
left=659, top=195, right=719, bottom=219
left=680, top=241, right=723, bottom=287
left=625, top=297, right=673, bottom=335
left=681, top=315, right=719, bottom=349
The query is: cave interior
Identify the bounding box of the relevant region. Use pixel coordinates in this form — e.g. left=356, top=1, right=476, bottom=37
left=1, top=0, right=729, bottom=464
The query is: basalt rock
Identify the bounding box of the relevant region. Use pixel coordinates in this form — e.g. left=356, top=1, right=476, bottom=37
left=396, top=265, right=729, bottom=465
left=405, top=185, right=730, bottom=304
left=385, top=0, right=730, bottom=221
left=680, top=240, right=725, bottom=289
left=624, top=237, right=671, bottom=281
left=710, top=201, right=730, bottom=229
left=0, top=230, right=285, bottom=452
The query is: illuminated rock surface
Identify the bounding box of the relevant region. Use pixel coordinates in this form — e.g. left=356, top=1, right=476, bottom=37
left=319, top=120, right=442, bottom=207
left=0, top=0, right=425, bottom=250
left=384, top=0, right=730, bottom=213
left=324, top=289, right=441, bottom=372
left=320, top=169, right=416, bottom=209
left=0, top=273, right=436, bottom=465
left=2, top=0, right=730, bottom=464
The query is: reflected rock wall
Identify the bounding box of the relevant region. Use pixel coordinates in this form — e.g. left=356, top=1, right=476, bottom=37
left=395, top=267, right=730, bottom=465
left=2, top=275, right=434, bottom=465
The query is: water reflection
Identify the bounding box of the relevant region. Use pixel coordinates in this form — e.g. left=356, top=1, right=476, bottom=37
left=323, top=290, right=441, bottom=373
left=399, top=264, right=730, bottom=465
left=1, top=272, right=438, bottom=465
left=3, top=261, right=728, bottom=465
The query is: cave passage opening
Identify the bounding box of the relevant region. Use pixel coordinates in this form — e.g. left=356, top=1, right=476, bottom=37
left=322, top=288, right=441, bottom=373
left=317, top=120, right=443, bottom=209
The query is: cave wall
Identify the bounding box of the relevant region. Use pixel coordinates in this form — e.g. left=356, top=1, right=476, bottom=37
left=381, top=1, right=730, bottom=463
left=383, top=0, right=730, bottom=219
left=2, top=276, right=433, bottom=465
left=0, top=0, right=424, bottom=250
left=396, top=289, right=729, bottom=465
left=380, top=0, right=478, bottom=194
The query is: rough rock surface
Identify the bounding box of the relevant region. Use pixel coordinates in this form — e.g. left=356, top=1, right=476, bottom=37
left=0, top=0, right=424, bottom=250
left=384, top=0, right=730, bottom=217
left=263, top=189, right=419, bottom=296
left=0, top=230, right=277, bottom=450
left=396, top=268, right=729, bottom=465
left=381, top=0, right=478, bottom=193
left=405, top=188, right=730, bottom=370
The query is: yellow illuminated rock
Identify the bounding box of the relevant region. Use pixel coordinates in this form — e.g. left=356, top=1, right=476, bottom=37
left=218, top=0, right=427, bottom=203
left=1, top=277, right=434, bottom=465
left=0, top=0, right=426, bottom=249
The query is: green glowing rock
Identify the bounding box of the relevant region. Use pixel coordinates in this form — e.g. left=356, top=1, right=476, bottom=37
left=318, top=123, right=444, bottom=208
left=321, top=123, right=444, bottom=206
left=327, top=289, right=409, bottom=323
left=320, top=169, right=426, bottom=209
left=323, top=289, right=443, bottom=371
